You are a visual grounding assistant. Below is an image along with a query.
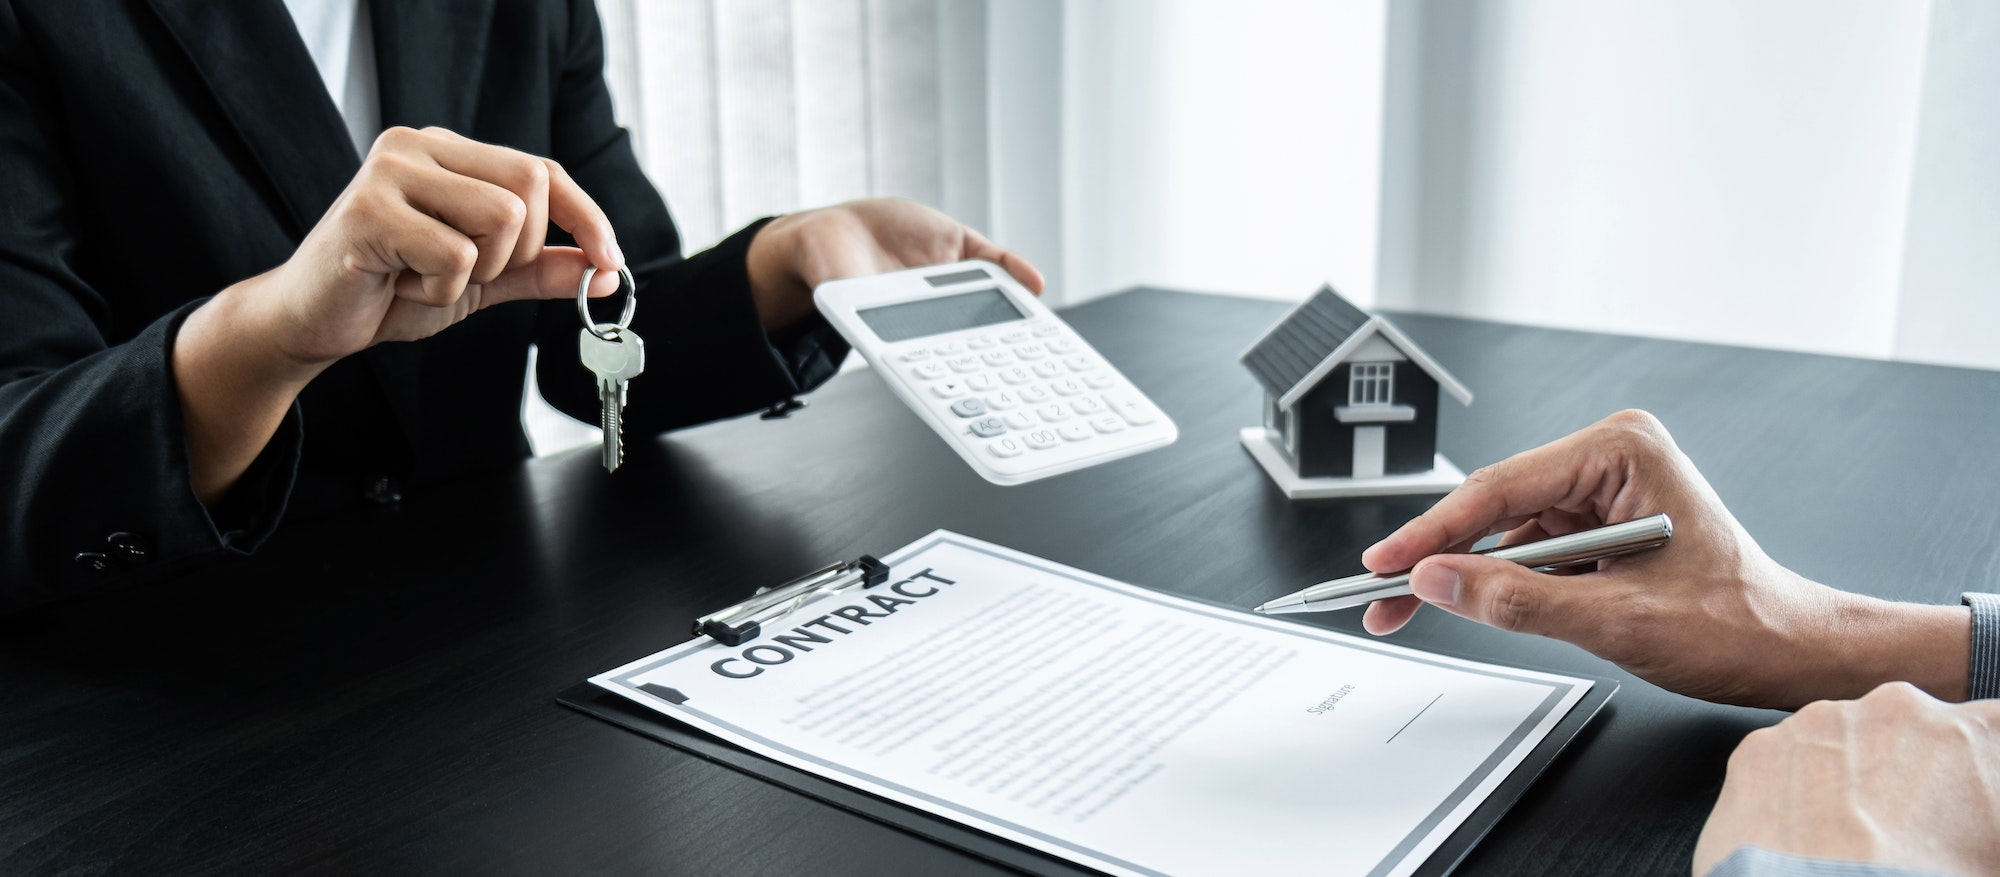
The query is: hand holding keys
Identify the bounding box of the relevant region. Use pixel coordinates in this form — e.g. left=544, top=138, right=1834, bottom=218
left=578, top=265, right=643, bottom=472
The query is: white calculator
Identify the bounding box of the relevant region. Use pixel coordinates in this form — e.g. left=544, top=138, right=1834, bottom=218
left=814, top=260, right=1178, bottom=485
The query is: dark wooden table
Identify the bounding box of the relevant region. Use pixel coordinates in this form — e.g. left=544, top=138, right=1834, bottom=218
left=5, top=290, right=1996, bottom=875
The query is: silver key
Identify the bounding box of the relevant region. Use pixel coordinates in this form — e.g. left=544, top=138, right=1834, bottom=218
left=580, top=326, right=645, bottom=471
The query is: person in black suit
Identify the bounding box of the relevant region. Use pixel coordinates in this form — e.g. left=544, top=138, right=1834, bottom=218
left=0, top=0, right=1042, bottom=612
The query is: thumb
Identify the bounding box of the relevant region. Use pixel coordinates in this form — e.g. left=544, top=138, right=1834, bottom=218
left=479, top=246, right=622, bottom=307
left=1409, top=554, right=1572, bottom=638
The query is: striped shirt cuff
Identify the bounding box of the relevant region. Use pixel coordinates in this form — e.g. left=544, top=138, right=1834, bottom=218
left=1709, top=847, right=1955, bottom=877
left=1964, top=592, right=2000, bottom=701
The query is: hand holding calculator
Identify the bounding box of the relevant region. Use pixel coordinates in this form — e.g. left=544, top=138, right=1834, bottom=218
left=814, top=261, right=1177, bottom=485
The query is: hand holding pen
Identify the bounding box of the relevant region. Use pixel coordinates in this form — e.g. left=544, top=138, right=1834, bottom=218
left=1338, top=410, right=1972, bottom=712
left=1256, top=514, right=1672, bottom=615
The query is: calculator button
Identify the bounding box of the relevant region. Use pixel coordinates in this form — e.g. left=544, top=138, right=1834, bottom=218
left=966, top=335, right=997, bottom=350
left=986, top=391, right=1021, bottom=409
left=1001, top=330, right=1031, bottom=343
left=1083, top=373, right=1117, bottom=389
left=1058, top=424, right=1092, bottom=442
left=1024, top=429, right=1060, bottom=450
left=982, top=351, right=1016, bottom=367
left=1036, top=403, right=1070, bottom=422
left=910, top=363, right=947, bottom=380
left=988, top=436, right=1025, bottom=457
left=948, top=355, right=982, bottom=373
left=966, top=373, right=996, bottom=392
left=932, top=341, right=963, bottom=356
left=1032, top=361, right=1062, bottom=379
left=1003, top=411, right=1035, bottom=430
left=950, top=398, right=988, bottom=418
left=1000, top=366, right=1035, bottom=385
left=1063, top=354, right=1097, bottom=372
left=1033, top=325, right=1062, bottom=338
left=968, top=417, right=1007, bottom=438
left=931, top=381, right=968, bottom=398
left=1046, top=339, right=1078, bottom=355
left=1090, top=414, right=1127, bottom=434
left=1103, top=392, right=1157, bottom=425
left=1070, top=397, right=1105, bottom=416
left=1051, top=377, right=1086, bottom=396
left=900, top=349, right=933, bottom=362
left=1013, top=344, right=1048, bottom=360
left=1019, top=385, right=1051, bottom=403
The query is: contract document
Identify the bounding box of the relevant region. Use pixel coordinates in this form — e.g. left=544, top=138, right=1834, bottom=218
left=591, top=531, right=1599, bottom=877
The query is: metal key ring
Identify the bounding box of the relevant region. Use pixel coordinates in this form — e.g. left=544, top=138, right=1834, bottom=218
left=577, top=265, right=638, bottom=341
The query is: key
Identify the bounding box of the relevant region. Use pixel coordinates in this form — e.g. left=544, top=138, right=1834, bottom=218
left=580, top=326, right=645, bottom=472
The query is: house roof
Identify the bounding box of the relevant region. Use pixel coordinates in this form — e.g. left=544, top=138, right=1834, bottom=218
left=1240, top=285, right=1474, bottom=411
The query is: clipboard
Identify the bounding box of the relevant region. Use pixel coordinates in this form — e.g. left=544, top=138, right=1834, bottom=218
left=559, top=549, right=1618, bottom=877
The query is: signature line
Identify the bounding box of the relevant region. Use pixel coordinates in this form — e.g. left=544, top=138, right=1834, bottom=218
left=1386, top=693, right=1444, bottom=743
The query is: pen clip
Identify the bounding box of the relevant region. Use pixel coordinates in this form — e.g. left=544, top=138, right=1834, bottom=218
left=694, top=555, right=890, bottom=646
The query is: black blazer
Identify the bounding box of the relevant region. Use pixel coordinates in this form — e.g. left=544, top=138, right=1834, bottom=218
left=0, top=0, right=847, bottom=611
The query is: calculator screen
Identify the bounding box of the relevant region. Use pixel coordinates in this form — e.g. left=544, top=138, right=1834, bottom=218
left=857, top=289, right=1025, bottom=342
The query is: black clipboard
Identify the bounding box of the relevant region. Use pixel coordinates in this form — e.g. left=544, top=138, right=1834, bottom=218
left=559, top=670, right=1616, bottom=876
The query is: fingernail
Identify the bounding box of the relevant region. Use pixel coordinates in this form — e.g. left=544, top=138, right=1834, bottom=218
left=1411, top=563, right=1460, bottom=607
left=608, top=239, right=627, bottom=270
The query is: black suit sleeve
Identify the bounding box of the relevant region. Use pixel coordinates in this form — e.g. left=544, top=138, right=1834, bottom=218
left=0, top=5, right=299, bottom=612
left=532, top=0, right=849, bottom=435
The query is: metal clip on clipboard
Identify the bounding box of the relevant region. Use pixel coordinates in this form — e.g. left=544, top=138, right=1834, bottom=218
left=693, top=556, right=890, bottom=646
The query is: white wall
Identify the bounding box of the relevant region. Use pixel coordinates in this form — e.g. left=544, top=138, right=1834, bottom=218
left=1894, top=0, right=2000, bottom=371
left=1057, top=0, right=1387, bottom=307
left=1375, top=0, right=1999, bottom=372
left=1045, top=0, right=1996, bottom=372
left=1379, top=0, right=1933, bottom=360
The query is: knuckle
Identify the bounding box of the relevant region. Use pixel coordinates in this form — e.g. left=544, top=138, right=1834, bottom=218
left=493, top=193, right=528, bottom=228
left=1790, top=698, right=1844, bottom=730
left=1870, top=680, right=1922, bottom=699
left=375, top=125, right=421, bottom=151
left=1464, top=461, right=1505, bottom=489
left=450, top=241, right=479, bottom=274
left=1730, top=726, right=1782, bottom=766
left=1484, top=576, right=1541, bottom=633
left=1605, top=408, right=1663, bottom=434
left=1862, top=680, right=1927, bottom=711
left=368, top=150, right=421, bottom=179
left=519, top=156, right=552, bottom=190
left=1602, top=409, right=1672, bottom=455
left=342, top=187, right=394, bottom=218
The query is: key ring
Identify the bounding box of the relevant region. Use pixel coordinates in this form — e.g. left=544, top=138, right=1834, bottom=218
left=577, top=265, right=638, bottom=341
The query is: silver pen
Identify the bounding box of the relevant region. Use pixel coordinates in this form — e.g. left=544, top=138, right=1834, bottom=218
left=1253, top=514, right=1673, bottom=615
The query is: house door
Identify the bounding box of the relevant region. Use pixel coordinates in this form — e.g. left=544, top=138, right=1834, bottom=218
left=1352, top=426, right=1385, bottom=478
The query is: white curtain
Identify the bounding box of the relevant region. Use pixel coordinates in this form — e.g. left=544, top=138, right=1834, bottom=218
left=527, top=0, right=996, bottom=456
left=593, top=0, right=989, bottom=252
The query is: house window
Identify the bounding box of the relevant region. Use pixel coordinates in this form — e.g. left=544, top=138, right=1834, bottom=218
left=1349, top=362, right=1394, bottom=406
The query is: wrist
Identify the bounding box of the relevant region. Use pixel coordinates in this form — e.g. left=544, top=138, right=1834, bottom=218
left=195, top=274, right=334, bottom=386
left=174, top=274, right=327, bottom=505
left=1806, top=590, right=1972, bottom=704
left=744, top=213, right=813, bottom=331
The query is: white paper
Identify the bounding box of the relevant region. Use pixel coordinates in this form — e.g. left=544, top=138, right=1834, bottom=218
left=592, top=531, right=1593, bottom=877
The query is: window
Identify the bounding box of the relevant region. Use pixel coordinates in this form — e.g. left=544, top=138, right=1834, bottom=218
left=1348, top=362, right=1394, bottom=406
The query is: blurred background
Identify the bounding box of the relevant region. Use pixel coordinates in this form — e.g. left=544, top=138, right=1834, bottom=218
left=532, top=0, right=1998, bottom=453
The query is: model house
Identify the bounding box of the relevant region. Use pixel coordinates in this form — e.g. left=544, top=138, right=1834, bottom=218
left=1239, top=286, right=1473, bottom=498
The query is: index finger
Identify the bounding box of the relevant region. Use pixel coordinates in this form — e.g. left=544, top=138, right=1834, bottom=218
left=959, top=227, right=1046, bottom=295
left=1360, top=430, right=1600, bottom=573
left=406, top=128, right=623, bottom=272
left=538, top=157, right=624, bottom=272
